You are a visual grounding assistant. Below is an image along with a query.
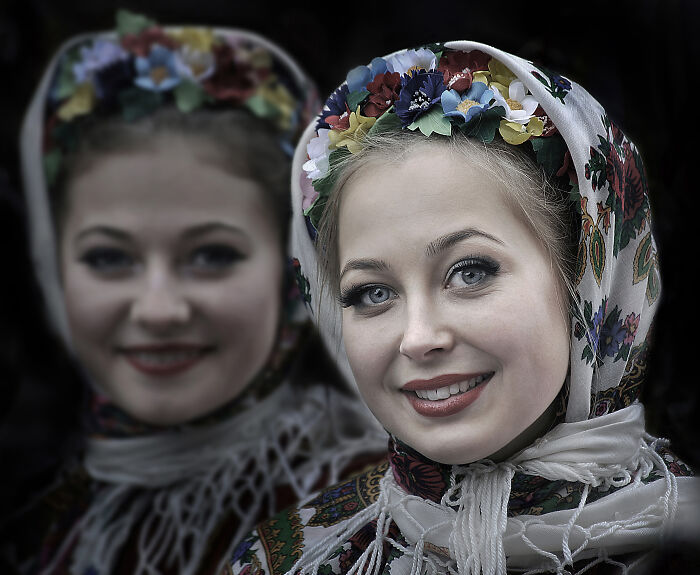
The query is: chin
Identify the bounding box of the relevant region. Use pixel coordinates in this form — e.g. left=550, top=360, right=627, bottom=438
left=400, top=434, right=495, bottom=466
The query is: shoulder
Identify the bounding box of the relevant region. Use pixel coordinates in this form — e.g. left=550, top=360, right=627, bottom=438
left=226, top=460, right=389, bottom=575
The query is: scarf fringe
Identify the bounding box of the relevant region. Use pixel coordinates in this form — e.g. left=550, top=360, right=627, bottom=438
left=287, top=437, right=677, bottom=575
left=40, top=386, right=385, bottom=575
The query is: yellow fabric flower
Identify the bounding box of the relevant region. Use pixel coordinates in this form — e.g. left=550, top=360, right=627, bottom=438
left=168, top=28, right=215, bottom=52
left=57, top=82, right=96, bottom=121
left=488, top=59, right=517, bottom=99
left=499, top=117, right=544, bottom=145
left=328, top=106, right=376, bottom=154
left=254, top=78, right=297, bottom=130
left=473, top=70, right=491, bottom=85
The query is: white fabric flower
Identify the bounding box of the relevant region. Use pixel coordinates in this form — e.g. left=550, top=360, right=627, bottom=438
left=492, top=80, right=539, bottom=124
left=302, top=128, right=331, bottom=180
left=386, top=48, right=437, bottom=76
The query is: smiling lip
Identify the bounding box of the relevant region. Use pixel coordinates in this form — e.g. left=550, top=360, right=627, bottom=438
left=118, top=344, right=213, bottom=376
left=403, top=372, right=493, bottom=417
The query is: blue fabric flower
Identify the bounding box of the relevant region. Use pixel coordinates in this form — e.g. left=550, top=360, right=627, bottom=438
left=134, top=44, right=181, bottom=92
left=395, top=71, right=445, bottom=127
left=346, top=65, right=372, bottom=92
left=441, top=81, right=493, bottom=123
left=317, top=84, right=349, bottom=130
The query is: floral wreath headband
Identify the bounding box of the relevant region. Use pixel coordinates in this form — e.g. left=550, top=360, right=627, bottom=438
left=21, top=9, right=319, bottom=344
left=40, top=10, right=320, bottom=190
left=291, top=40, right=661, bottom=423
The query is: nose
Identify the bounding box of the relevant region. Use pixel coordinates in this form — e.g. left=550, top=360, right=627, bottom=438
left=399, top=298, right=454, bottom=361
left=130, top=267, right=191, bottom=331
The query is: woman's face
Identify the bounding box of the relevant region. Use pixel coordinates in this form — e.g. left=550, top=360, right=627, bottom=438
left=60, top=141, right=283, bottom=425
left=338, top=147, right=570, bottom=464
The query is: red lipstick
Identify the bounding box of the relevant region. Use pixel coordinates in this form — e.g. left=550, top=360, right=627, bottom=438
left=119, top=344, right=211, bottom=376
left=402, top=372, right=493, bottom=418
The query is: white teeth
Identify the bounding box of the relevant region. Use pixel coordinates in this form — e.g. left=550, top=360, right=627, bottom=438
left=414, top=373, right=491, bottom=401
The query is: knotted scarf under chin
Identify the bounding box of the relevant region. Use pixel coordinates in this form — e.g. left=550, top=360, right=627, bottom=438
left=287, top=403, right=681, bottom=575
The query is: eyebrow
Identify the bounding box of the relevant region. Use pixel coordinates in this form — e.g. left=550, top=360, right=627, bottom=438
left=339, top=258, right=390, bottom=282
left=181, top=222, right=247, bottom=240
left=425, top=228, right=504, bottom=257
left=75, top=222, right=245, bottom=243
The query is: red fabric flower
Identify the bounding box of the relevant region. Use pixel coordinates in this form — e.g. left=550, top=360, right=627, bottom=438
left=438, top=50, right=490, bottom=92
left=120, top=26, right=178, bottom=57
left=203, top=42, right=265, bottom=103
left=363, top=71, right=401, bottom=117
left=605, top=140, right=645, bottom=223
left=324, top=103, right=352, bottom=131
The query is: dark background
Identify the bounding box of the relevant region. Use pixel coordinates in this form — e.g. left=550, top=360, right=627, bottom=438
left=1, top=0, right=697, bottom=522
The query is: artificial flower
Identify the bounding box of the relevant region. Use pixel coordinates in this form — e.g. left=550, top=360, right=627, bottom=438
left=249, top=77, right=297, bottom=130
left=300, top=171, right=319, bottom=212
left=327, top=107, right=376, bottom=154
left=395, top=70, right=445, bottom=127
left=492, top=80, right=539, bottom=124
left=120, top=26, right=178, bottom=57
left=488, top=57, right=517, bottom=96
left=317, top=84, right=350, bottom=130
left=174, top=45, right=215, bottom=81
left=73, top=40, right=129, bottom=85
left=303, top=128, right=331, bottom=180
left=57, top=82, right=96, bottom=121
left=134, top=44, right=181, bottom=92
left=386, top=48, right=437, bottom=77
left=346, top=65, right=372, bottom=93
left=438, top=49, right=490, bottom=92
left=363, top=72, right=401, bottom=117
left=203, top=42, right=259, bottom=102
left=499, top=117, right=544, bottom=145
left=167, top=27, right=215, bottom=53
left=441, top=81, right=493, bottom=123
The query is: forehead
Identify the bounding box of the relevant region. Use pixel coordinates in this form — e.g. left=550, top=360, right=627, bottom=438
left=63, top=144, right=277, bottom=237
left=338, top=147, right=524, bottom=254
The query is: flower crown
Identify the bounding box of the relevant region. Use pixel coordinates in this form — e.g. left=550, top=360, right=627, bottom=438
left=43, top=10, right=315, bottom=188
left=301, top=44, right=574, bottom=234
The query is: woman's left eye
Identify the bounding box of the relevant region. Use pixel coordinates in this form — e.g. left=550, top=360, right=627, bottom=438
left=188, top=245, right=243, bottom=270
left=445, top=257, right=499, bottom=289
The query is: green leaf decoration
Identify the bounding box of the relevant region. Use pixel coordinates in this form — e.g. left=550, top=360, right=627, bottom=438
left=530, top=134, right=568, bottom=176
left=51, top=121, right=82, bottom=154
left=346, top=89, right=369, bottom=112
left=407, top=106, right=452, bottom=137
left=53, top=46, right=82, bottom=100
left=43, top=149, right=63, bottom=188
left=119, top=87, right=163, bottom=122
left=244, top=93, right=279, bottom=119
left=174, top=80, right=206, bottom=113
left=116, top=9, right=156, bottom=37
left=307, top=147, right=352, bottom=229
left=367, top=106, right=401, bottom=136
left=589, top=226, right=605, bottom=286
left=461, top=106, right=504, bottom=143
left=367, top=108, right=401, bottom=137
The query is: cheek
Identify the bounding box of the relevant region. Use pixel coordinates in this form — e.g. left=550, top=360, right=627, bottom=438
left=342, top=313, right=393, bottom=401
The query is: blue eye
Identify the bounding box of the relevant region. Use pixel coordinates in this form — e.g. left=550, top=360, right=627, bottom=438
left=445, top=257, right=499, bottom=289
left=339, top=284, right=396, bottom=309
left=80, top=247, right=134, bottom=273
left=189, top=245, right=243, bottom=270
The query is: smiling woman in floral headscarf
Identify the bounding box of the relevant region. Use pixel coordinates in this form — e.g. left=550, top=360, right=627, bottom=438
left=6, top=10, right=386, bottom=575
left=225, top=41, right=698, bottom=575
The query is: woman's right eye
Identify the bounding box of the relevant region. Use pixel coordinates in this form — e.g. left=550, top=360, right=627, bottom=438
left=339, top=284, right=397, bottom=309
left=79, top=248, right=134, bottom=273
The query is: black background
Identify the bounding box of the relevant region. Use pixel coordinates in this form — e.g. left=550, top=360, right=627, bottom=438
left=1, top=0, right=697, bottom=521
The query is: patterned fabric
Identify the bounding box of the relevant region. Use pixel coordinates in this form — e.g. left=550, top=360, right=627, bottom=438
left=15, top=10, right=388, bottom=575
left=226, top=40, right=699, bottom=575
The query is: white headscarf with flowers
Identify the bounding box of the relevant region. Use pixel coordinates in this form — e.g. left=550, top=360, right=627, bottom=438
left=284, top=40, right=699, bottom=574
left=20, top=12, right=385, bottom=575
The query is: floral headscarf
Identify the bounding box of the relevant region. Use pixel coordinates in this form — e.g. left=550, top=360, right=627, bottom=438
left=225, top=40, right=698, bottom=575
left=18, top=11, right=386, bottom=575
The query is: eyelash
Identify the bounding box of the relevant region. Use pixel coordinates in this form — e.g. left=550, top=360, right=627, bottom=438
left=338, top=256, right=500, bottom=309
left=444, top=256, right=500, bottom=288
left=187, top=244, right=244, bottom=270
left=79, top=247, right=134, bottom=272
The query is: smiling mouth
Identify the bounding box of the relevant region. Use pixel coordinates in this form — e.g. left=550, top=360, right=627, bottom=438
left=402, top=372, right=494, bottom=417
left=119, top=345, right=213, bottom=375
left=412, top=373, right=492, bottom=401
